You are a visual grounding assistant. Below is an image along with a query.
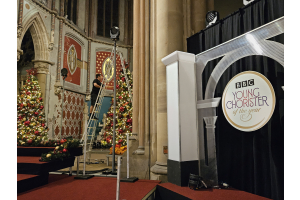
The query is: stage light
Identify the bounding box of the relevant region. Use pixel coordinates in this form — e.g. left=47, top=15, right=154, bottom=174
left=206, top=11, right=219, bottom=28
left=243, top=0, right=255, bottom=5
left=61, top=68, right=68, bottom=77
left=188, top=173, right=208, bottom=190
left=110, top=26, right=120, bottom=41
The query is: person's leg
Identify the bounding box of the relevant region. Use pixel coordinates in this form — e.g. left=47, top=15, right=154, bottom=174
left=90, top=105, right=94, bottom=114
left=89, top=94, right=98, bottom=120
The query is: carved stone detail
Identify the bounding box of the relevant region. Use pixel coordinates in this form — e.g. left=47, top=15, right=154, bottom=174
left=85, top=94, right=91, bottom=101
left=54, top=82, right=62, bottom=96
left=32, top=60, right=55, bottom=74
left=17, top=26, right=23, bottom=38
left=17, top=49, right=23, bottom=62
left=33, top=62, right=49, bottom=74
left=48, top=42, right=54, bottom=51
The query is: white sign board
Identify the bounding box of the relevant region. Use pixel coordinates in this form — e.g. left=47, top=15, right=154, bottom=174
left=222, top=71, right=275, bottom=132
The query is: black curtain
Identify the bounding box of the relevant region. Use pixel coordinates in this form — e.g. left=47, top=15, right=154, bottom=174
left=187, top=0, right=284, bottom=200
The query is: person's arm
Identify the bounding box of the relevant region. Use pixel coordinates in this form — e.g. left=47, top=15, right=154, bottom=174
left=93, top=82, right=101, bottom=88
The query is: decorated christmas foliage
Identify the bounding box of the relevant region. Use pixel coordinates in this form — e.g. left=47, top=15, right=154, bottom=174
left=17, top=68, right=80, bottom=162
left=17, top=68, right=49, bottom=146
left=40, top=137, right=80, bottom=162
left=101, top=64, right=133, bottom=151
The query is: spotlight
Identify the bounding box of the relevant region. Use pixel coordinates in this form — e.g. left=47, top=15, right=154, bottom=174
left=206, top=11, right=219, bottom=28
left=188, top=173, right=208, bottom=190
left=61, top=68, right=68, bottom=78
left=110, top=26, right=120, bottom=41
left=243, top=0, right=255, bottom=5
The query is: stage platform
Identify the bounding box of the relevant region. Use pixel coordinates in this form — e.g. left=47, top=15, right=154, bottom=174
left=155, top=182, right=271, bottom=200
left=18, top=174, right=161, bottom=200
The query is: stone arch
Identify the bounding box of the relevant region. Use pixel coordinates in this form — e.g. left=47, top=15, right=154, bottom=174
left=18, top=12, right=50, bottom=61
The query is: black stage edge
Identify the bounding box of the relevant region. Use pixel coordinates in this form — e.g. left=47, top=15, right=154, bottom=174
left=167, top=159, right=198, bottom=186
left=155, top=185, right=191, bottom=200
left=17, top=146, right=83, bottom=157
left=74, top=175, right=94, bottom=179
left=17, top=173, right=49, bottom=194
left=120, top=177, right=139, bottom=182
left=18, top=157, right=75, bottom=175
left=102, top=169, right=117, bottom=175
left=17, top=146, right=55, bottom=156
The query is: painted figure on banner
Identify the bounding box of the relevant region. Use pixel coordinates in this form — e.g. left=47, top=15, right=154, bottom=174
left=103, top=57, right=114, bottom=82
left=68, top=46, right=77, bottom=75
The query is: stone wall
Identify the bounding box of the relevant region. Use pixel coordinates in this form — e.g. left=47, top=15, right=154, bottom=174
left=18, top=0, right=133, bottom=140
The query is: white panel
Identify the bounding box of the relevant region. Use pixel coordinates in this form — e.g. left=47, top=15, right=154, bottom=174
left=179, top=60, right=198, bottom=161
left=166, top=62, right=181, bottom=161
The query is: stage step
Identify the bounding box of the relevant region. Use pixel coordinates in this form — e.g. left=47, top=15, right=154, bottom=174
left=17, top=147, right=81, bottom=194
left=17, top=146, right=83, bottom=157
left=17, top=156, right=75, bottom=175
left=17, top=174, right=49, bottom=193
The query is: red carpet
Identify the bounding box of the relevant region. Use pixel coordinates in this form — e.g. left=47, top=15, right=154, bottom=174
left=17, top=156, right=46, bottom=164
left=158, top=182, right=271, bottom=200
left=18, top=175, right=161, bottom=200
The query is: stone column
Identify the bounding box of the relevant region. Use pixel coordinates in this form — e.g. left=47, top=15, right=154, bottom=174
left=137, top=0, right=145, bottom=154
left=55, top=1, right=64, bottom=95
left=17, top=0, right=24, bottom=38
left=150, top=0, right=157, bottom=171
left=132, top=0, right=140, bottom=140
left=49, top=0, right=56, bottom=51
left=191, top=0, right=207, bottom=33
left=144, top=0, right=150, bottom=155
left=86, top=40, right=91, bottom=100
left=150, top=0, right=184, bottom=182
left=32, top=60, right=54, bottom=102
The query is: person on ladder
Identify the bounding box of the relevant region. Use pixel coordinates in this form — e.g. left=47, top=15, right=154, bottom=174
left=89, top=74, right=104, bottom=120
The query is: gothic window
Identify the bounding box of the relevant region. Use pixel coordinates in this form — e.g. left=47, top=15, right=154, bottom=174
left=64, top=0, right=78, bottom=24
left=97, top=0, right=119, bottom=38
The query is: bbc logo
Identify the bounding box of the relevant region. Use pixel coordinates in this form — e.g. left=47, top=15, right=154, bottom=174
left=235, top=79, right=254, bottom=89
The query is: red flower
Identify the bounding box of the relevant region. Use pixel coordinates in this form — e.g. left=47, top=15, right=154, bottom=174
left=34, top=112, right=39, bottom=115
left=26, top=92, right=31, bottom=95
left=34, top=131, right=39, bottom=135
left=40, top=106, right=44, bottom=110
left=63, top=149, right=67, bottom=153
left=121, top=77, right=126, bottom=82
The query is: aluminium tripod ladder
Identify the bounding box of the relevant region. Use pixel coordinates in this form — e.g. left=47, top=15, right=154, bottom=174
left=80, top=48, right=115, bottom=163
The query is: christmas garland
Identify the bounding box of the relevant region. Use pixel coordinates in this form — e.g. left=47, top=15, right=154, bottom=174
left=39, top=137, right=80, bottom=162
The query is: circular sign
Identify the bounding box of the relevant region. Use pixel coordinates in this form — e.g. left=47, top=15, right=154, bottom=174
left=102, top=57, right=114, bottom=82
left=222, top=71, right=275, bottom=132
